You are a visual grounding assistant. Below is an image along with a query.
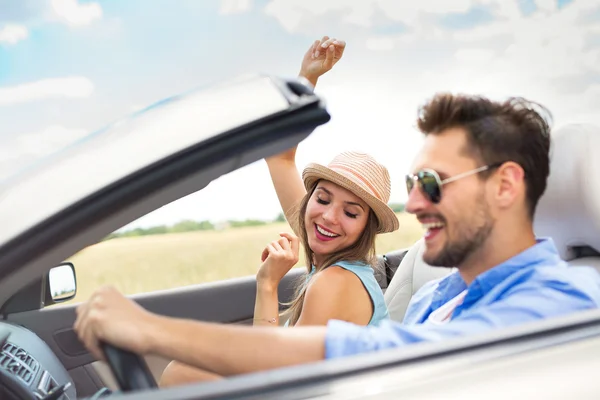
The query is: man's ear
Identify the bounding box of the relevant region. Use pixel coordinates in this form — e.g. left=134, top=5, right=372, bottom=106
left=494, top=162, right=525, bottom=209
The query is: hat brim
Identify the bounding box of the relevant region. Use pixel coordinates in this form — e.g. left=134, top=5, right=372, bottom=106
left=302, top=163, right=400, bottom=234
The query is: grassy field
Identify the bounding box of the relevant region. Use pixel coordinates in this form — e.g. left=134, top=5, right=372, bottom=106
left=68, top=213, right=422, bottom=302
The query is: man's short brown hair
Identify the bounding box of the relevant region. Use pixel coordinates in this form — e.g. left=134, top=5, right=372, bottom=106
left=417, top=93, right=552, bottom=218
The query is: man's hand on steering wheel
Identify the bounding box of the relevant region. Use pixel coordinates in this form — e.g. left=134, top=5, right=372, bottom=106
left=74, top=286, right=159, bottom=391
left=74, top=285, right=155, bottom=360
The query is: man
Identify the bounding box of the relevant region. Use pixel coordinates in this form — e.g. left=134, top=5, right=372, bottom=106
left=73, top=41, right=600, bottom=380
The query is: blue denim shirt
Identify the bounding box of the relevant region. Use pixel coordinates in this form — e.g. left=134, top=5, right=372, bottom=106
left=325, top=238, right=600, bottom=358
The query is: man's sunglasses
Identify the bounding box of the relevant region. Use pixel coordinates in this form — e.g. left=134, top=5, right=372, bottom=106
left=405, top=163, right=503, bottom=204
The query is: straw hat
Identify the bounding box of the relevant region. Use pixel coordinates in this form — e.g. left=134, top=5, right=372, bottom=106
left=302, top=151, right=400, bottom=233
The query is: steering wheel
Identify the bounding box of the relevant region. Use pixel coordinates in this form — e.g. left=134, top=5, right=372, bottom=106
left=101, top=343, right=158, bottom=392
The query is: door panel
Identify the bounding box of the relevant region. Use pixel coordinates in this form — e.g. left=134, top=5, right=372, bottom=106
left=7, top=268, right=305, bottom=398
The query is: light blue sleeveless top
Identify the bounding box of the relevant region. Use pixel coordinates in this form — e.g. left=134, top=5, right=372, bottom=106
left=284, top=260, right=389, bottom=327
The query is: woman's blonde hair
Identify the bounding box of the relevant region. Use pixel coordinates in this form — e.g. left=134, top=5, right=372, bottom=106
left=280, top=180, right=379, bottom=326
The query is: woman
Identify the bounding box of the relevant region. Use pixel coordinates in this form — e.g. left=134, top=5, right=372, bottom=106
left=159, top=36, right=400, bottom=387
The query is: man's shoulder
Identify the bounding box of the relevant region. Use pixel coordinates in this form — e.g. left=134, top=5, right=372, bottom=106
left=508, top=262, right=600, bottom=303
left=524, top=262, right=600, bottom=284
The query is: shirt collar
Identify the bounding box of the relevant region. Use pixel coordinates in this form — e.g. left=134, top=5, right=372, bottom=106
left=430, top=272, right=467, bottom=310
left=431, top=237, right=561, bottom=309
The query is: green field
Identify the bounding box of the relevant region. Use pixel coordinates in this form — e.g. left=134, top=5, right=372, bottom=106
left=68, top=213, right=423, bottom=302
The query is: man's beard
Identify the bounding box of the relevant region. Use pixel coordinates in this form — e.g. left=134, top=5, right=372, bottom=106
left=424, top=198, right=495, bottom=268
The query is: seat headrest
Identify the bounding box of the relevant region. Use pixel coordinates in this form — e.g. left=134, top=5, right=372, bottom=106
left=534, top=123, right=600, bottom=260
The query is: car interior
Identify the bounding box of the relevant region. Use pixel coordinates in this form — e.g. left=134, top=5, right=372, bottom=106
left=0, top=120, right=599, bottom=400
left=532, top=123, right=600, bottom=271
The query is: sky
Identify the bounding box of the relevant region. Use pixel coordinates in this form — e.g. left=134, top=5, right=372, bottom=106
left=1, top=0, right=599, bottom=230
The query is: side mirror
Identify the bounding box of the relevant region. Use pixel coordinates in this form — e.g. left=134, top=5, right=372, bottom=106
left=46, top=262, right=77, bottom=304
left=0, top=262, right=78, bottom=314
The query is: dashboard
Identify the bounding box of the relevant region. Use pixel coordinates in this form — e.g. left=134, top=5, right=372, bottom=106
left=0, top=322, right=76, bottom=400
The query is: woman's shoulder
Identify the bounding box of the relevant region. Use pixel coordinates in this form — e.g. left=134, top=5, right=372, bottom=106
left=308, top=265, right=366, bottom=295
left=325, top=261, right=386, bottom=302
left=299, top=266, right=374, bottom=325
left=301, top=266, right=369, bottom=314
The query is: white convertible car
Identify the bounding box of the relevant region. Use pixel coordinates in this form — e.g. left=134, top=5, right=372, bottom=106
left=0, top=75, right=599, bottom=400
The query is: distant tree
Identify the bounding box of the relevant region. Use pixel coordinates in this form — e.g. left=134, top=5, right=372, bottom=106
left=197, top=220, right=215, bottom=230
left=122, top=228, right=146, bottom=237
left=170, top=220, right=199, bottom=233
left=388, top=203, right=405, bottom=213
left=274, top=212, right=286, bottom=223
left=229, top=219, right=267, bottom=228
left=101, top=216, right=273, bottom=242
left=170, top=219, right=214, bottom=233
left=145, top=225, right=168, bottom=235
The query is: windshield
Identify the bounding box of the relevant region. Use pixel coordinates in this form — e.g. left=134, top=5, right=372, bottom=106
left=0, top=75, right=294, bottom=249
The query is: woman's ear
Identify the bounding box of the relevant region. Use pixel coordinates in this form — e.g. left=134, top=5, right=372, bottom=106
left=494, top=161, right=526, bottom=210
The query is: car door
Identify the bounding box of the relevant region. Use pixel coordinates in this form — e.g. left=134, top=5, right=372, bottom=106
left=0, top=75, right=330, bottom=398
left=7, top=267, right=306, bottom=397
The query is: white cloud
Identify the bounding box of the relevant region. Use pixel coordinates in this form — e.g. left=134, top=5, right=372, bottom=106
left=0, top=76, right=94, bottom=106
left=377, top=0, right=474, bottom=25
left=0, top=24, right=28, bottom=45
left=340, top=2, right=376, bottom=27
left=534, top=0, right=557, bottom=14
left=449, top=2, right=600, bottom=82
left=51, top=0, right=102, bottom=26
left=263, top=0, right=347, bottom=33
left=553, top=83, right=600, bottom=128
left=219, top=0, right=253, bottom=15
left=263, top=0, right=597, bottom=55
left=451, top=21, right=510, bottom=42
left=582, top=84, right=600, bottom=108
left=264, top=0, right=483, bottom=32
left=487, top=0, right=522, bottom=20
left=454, top=48, right=496, bottom=64
left=365, top=36, right=396, bottom=51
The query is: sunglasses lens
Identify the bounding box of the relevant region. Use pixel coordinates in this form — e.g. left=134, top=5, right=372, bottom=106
left=418, top=171, right=441, bottom=203
left=405, top=175, right=415, bottom=194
